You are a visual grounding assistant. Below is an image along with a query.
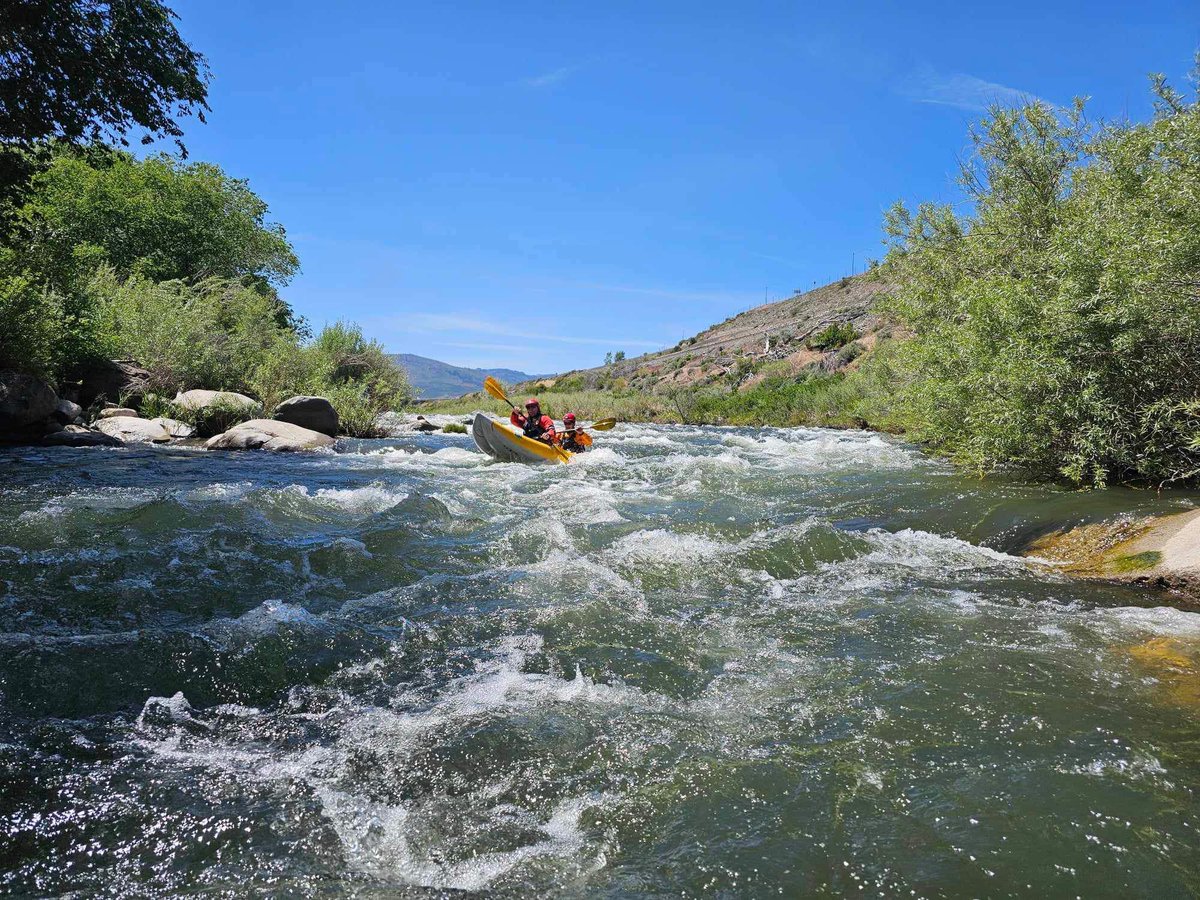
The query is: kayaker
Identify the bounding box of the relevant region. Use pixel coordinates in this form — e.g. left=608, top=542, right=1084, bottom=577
left=510, top=397, right=557, bottom=444
left=559, top=413, right=591, bottom=452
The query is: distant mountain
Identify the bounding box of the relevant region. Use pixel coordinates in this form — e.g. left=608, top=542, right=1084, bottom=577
left=391, top=353, right=534, bottom=399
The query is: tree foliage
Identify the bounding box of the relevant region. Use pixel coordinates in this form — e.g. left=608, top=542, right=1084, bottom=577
left=881, top=62, right=1200, bottom=485
left=11, top=147, right=298, bottom=292
left=0, top=0, right=209, bottom=153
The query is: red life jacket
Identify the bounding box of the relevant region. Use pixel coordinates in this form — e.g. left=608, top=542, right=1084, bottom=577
left=512, top=410, right=555, bottom=442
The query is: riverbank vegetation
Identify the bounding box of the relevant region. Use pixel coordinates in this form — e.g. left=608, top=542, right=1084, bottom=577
left=0, top=2, right=410, bottom=437
left=877, top=64, right=1200, bottom=486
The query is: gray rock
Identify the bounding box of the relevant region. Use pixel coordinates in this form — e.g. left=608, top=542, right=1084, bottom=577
left=149, top=417, right=195, bottom=438
left=42, top=425, right=124, bottom=447
left=73, top=359, right=150, bottom=408
left=173, top=389, right=261, bottom=414
left=205, top=419, right=335, bottom=452
left=97, top=407, right=138, bottom=419
left=94, top=416, right=171, bottom=443
left=0, top=371, right=58, bottom=436
left=53, top=398, right=83, bottom=425
left=272, top=395, right=339, bottom=437
left=373, top=411, right=407, bottom=437
left=413, top=415, right=439, bottom=433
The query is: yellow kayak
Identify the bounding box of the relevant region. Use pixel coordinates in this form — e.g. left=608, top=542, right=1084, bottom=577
left=471, top=413, right=571, bottom=464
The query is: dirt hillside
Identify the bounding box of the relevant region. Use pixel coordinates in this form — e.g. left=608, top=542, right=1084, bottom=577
left=531, top=275, right=892, bottom=394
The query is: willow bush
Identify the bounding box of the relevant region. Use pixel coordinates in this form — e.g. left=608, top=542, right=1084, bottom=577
left=881, top=62, right=1200, bottom=485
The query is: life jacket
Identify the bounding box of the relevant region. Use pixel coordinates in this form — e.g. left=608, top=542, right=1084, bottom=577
left=513, top=409, right=554, bottom=442
left=561, top=430, right=591, bottom=452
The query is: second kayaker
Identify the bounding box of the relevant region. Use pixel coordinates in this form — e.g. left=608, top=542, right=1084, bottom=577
left=510, top=397, right=557, bottom=444
left=559, top=413, right=592, bottom=452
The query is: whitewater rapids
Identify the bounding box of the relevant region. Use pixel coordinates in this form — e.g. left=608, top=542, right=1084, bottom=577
left=2, top=424, right=1199, bottom=896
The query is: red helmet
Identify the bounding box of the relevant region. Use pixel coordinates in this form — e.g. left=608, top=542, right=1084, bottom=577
left=525, top=397, right=540, bottom=409
left=563, top=413, right=576, bottom=424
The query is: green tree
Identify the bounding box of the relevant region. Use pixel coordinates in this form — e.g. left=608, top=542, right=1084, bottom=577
left=12, top=148, right=298, bottom=292
left=0, top=0, right=208, bottom=154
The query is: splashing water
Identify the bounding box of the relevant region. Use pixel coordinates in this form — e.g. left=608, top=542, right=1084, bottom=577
left=2, top=425, right=1200, bottom=896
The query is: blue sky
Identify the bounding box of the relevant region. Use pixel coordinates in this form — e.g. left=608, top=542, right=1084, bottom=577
left=169, top=0, right=1198, bottom=374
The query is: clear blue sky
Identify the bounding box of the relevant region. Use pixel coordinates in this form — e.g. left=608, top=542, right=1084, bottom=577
left=169, top=0, right=1197, bottom=374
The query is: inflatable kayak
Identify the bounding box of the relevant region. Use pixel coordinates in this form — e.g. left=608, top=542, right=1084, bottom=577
left=471, top=413, right=571, bottom=464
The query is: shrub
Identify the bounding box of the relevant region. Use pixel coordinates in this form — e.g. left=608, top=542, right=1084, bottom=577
left=806, top=322, right=857, bottom=351
left=442, top=422, right=467, bottom=434
left=880, top=68, right=1200, bottom=484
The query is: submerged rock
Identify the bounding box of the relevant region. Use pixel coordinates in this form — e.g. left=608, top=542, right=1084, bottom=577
left=273, top=395, right=338, bottom=437
left=41, top=425, right=124, bottom=447
left=94, top=416, right=171, bottom=444
left=205, top=419, right=335, bottom=452
left=1026, top=509, right=1200, bottom=608
left=0, top=371, right=58, bottom=438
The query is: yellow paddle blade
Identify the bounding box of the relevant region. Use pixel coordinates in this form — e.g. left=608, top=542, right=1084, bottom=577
left=483, top=376, right=512, bottom=407
left=589, top=417, right=617, bottom=431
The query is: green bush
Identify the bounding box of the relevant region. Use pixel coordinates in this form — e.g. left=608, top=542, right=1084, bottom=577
left=90, top=269, right=293, bottom=394
left=805, top=322, right=857, bottom=351
left=442, top=422, right=467, bottom=434
left=880, top=66, right=1200, bottom=485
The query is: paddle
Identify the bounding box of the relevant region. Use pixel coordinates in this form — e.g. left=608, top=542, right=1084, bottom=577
left=482, top=376, right=570, bottom=462
left=562, top=417, right=616, bottom=433
left=484, top=375, right=517, bottom=411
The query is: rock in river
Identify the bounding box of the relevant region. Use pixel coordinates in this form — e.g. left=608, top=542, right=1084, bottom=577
left=41, top=425, right=124, bottom=447
left=53, top=398, right=83, bottom=425
left=173, top=390, right=261, bottom=415
left=149, top=417, right=195, bottom=438
left=0, top=371, right=58, bottom=438
left=205, top=419, right=335, bottom=452
left=94, top=416, right=171, bottom=444
left=97, top=407, right=138, bottom=419
left=273, top=395, right=338, bottom=437
left=71, top=358, right=150, bottom=408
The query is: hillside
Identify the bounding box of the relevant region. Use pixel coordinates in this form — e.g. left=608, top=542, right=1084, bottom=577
left=392, top=354, right=532, bottom=399
left=531, top=275, right=891, bottom=395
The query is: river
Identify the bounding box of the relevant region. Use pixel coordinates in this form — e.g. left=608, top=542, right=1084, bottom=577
left=2, top=424, right=1200, bottom=897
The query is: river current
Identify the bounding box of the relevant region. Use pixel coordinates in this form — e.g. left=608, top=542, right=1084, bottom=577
left=2, top=423, right=1200, bottom=897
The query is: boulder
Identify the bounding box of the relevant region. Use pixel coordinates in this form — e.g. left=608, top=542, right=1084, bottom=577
left=373, top=411, right=407, bottom=437
left=0, top=371, right=58, bottom=438
left=97, top=407, right=138, bottom=419
left=53, top=398, right=83, bottom=425
left=94, top=416, right=171, bottom=444
left=172, top=390, right=261, bottom=414
left=205, top=419, right=335, bottom=452
left=71, top=359, right=150, bottom=408
left=413, top=415, right=439, bottom=433
left=149, top=417, right=195, bottom=438
left=42, top=425, right=124, bottom=447
left=272, top=395, right=338, bottom=437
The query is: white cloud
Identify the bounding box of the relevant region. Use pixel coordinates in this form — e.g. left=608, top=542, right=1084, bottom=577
left=901, top=67, right=1046, bottom=112
left=522, top=65, right=577, bottom=89
left=392, top=313, right=663, bottom=349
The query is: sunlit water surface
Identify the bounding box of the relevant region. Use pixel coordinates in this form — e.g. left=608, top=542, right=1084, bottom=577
left=2, top=425, right=1200, bottom=897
